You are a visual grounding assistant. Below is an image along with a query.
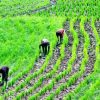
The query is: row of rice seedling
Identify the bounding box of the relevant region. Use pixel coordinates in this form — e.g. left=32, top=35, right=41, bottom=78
left=5, top=33, right=58, bottom=98
left=63, top=70, right=99, bottom=100
left=79, top=79, right=100, bottom=100
left=27, top=18, right=78, bottom=100
left=0, top=17, right=42, bottom=89
left=0, top=16, right=66, bottom=98
left=45, top=16, right=90, bottom=100
left=14, top=33, right=68, bottom=100
left=0, top=17, right=40, bottom=80
left=0, top=0, right=99, bottom=99
left=4, top=48, right=53, bottom=98
left=0, top=0, right=50, bottom=17
left=43, top=18, right=79, bottom=100
left=1, top=0, right=100, bottom=18
left=91, top=18, right=100, bottom=43
left=38, top=0, right=100, bottom=18
left=63, top=17, right=99, bottom=100
left=48, top=16, right=91, bottom=100
left=91, top=17, right=100, bottom=72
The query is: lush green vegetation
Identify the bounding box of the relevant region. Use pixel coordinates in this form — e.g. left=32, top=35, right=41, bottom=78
left=0, top=0, right=49, bottom=17
left=0, top=16, right=65, bottom=85
left=38, top=0, right=100, bottom=18
left=63, top=17, right=100, bottom=100
left=0, top=0, right=100, bottom=100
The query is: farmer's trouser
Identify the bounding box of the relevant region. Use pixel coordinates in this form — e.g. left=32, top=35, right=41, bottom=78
left=42, top=43, right=50, bottom=55
left=56, top=32, right=63, bottom=43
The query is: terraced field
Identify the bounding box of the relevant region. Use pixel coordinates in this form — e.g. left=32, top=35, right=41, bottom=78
left=0, top=0, right=51, bottom=17
left=0, top=0, right=100, bottom=100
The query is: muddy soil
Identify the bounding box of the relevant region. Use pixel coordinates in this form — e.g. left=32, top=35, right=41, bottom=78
left=19, top=20, right=73, bottom=100
left=7, top=42, right=60, bottom=100
left=40, top=20, right=85, bottom=100
left=54, top=21, right=96, bottom=100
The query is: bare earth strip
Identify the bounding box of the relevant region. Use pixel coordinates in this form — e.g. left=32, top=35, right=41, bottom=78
left=55, top=20, right=96, bottom=100
left=40, top=19, right=85, bottom=100
left=20, top=20, right=73, bottom=100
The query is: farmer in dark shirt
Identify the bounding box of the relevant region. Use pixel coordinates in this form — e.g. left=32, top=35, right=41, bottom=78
left=39, top=39, right=50, bottom=56
left=0, top=66, right=9, bottom=86
left=56, top=29, right=65, bottom=43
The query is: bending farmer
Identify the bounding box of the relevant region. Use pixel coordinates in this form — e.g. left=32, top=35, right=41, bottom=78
left=56, top=29, right=65, bottom=43
left=39, top=39, right=50, bottom=56
left=0, top=66, right=9, bottom=86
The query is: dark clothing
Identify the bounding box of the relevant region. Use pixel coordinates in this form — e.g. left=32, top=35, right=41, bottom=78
left=56, top=29, right=64, bottom=43
left=0, top=67, right=9, bottom=86
left=39, top=42, right=50, bottom=56
left=56, top=31, right=63, bottom=42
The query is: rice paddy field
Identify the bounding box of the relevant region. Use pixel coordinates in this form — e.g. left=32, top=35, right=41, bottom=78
left=0, top=0, right=100, bottom=100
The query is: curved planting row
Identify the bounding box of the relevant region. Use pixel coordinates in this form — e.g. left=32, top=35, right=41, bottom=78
left=39, top=18, right=81, bottom=100
left=5, top=21, right=69, bottom=100
left=63, top=17, right=99, bottom=100
left=0, top=16, right=65, bottom=99
left=27, top=17, right=97, bottom=100
left=6, top=40, right=61, bottom=100
left=15, top=35, right=68, bottom=100
left=60, top=17, right=96, bottom=100
left=43, top=17, right=91, bottom=100
left=18, top=20, right=72, bottom=100
left=0, top=0, right=49, bottom=17
left=53, top=19, right=84, bottom=100
left=0, top=0, right=56, bottom=17
left=0, top=17, right=99, bottom=100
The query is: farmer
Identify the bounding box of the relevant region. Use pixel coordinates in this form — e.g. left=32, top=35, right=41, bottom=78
left=0, top=66, right=9, bottom=86
left=56, top=29, right=65, bottom=43
left=39, top=38, right=50, bottom=56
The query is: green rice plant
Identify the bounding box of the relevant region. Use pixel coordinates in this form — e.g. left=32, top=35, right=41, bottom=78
left=45, top=17, right=90, bottom=100
left=46, top=92, right=55, bottom=100
left=0, top=96, right=4, bottom=100
left=25, top=93, right=38, bottom=100
left=28, top=18, right=78, bottom=100
left=37, top=0, right=100, bottom=18
left=66, top=18, right=78, bottom=73
left=0, top=0, right=50, bottom=17
left=15, top=36, right=67, bottom=100
left=15, top=25, right=68, bottom=99
left=3, top=16, right=66, bottom=98
left=63, top=17, right=98, bottom=100
left=63, top=72, right=99, bottom=100
left=0, top=1, right=99, bottom=99
left=15, top=48, right=53, bottom=92
left=79, top=80, right=100, bottom=100
left=91, top=17, right=100, bottom=73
